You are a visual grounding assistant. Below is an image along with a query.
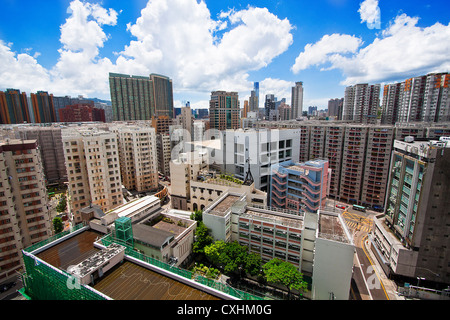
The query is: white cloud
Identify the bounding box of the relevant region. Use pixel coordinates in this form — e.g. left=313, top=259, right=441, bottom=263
left=121, top=1, right=293, bottom=94
left=0, top=40, right=51, bottom=93
left=0, top=0, right=294, bottom=101
left=358, top=0, right=381, bottom=30
left=259, top=78, right=295, bottom=108
left=291, top=13, right=450, bottom=86
left=336, top=14, right=450, bottom=85
left=291, top=33, right=363, bottom=73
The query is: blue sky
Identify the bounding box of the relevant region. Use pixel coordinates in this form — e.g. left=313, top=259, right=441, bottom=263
left=0, top=0, right=449, bottom=109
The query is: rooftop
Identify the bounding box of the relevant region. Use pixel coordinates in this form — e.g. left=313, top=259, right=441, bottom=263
left=35, top=230, right=220, bottom=300
left=208, top=194, right=241, bottom=216
left=242, top=208, right=303, bottom=229
left=318, top=211, right=353, bottom=244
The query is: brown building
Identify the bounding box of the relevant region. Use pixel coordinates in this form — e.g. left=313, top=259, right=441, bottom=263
left=59, top=104, right=106, bottom=123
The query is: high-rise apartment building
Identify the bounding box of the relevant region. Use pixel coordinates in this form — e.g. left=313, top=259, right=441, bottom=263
left=381, top=83, right=402, bottom=124
left=209, top=91, right=240, bottom=130
left=180, top=106, right=193, bottom=137
left=112, top=125, right=159, bottom=193
left=372, top=137, right=450, bottom=285
left=328, top=98, right=344, bottom=120
left=0, top=139, right=51, bottom=279
left=241, top=100, right=249, bottom=118
left=150, top=73, right=174, bottom=118
left=422, top=73, right=450, bottom=122
left=256, top=121, right=427, bottom=209
left=0, top=89, right=31, bottom=124
left=291, top=82, right=304, bottom=120
left=382, top=73, right=450, bottom=124
left=343, top=84, right=380, bottom=124
left=156, top=133, right=171, bottom=177
left=13, top=125, right=67, bottom=186
left=264, top=94, right=276, bottom=120
left=109, top=73, right=154, bottom=121
left=109, top=72, right=174, bottom=121
left=62, top=129, right=123, bottom=223
left=30, top=91, right=56, bottom=124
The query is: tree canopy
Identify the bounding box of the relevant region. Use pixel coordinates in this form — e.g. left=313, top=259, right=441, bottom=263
left=52, top=216, right=64, bottom=234
left=262, top=258, right=307, bottom=297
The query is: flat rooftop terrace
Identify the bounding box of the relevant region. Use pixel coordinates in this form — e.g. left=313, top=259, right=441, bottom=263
left=318, top=213, right=352, bottom=244
left=209, top=195, right=241, bottom=216
left=36, top=230, right=219, bottom=300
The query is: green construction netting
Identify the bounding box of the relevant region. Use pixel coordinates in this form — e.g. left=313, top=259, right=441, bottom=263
left=21, top=251, right=108, bottom=300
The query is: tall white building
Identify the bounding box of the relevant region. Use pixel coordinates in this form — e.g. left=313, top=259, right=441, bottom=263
left=62, top=128, right=123, bottom=223
left=218, top=129, right=301, bottom=192
left=291, top=82, right=304, bottom=119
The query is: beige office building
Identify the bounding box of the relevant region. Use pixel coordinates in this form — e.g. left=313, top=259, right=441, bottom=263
left=0, top=139, right=51, bottom=280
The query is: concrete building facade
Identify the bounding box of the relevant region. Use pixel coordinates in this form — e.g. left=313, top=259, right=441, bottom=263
left=0, top=139, right=51, bottom=280
left=62, top=128, right=123, bottom=223
left=371, top=138, right=450, bottom=285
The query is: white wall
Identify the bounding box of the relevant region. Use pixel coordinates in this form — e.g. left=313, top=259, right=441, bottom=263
left=312, top=237, right=355, bottom=300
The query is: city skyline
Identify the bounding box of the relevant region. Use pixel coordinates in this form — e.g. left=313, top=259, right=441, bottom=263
left=0, top=0, right=449, bottom=110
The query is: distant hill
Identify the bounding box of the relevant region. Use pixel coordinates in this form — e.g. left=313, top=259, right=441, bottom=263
left=90, top=97, right=112, bottom=106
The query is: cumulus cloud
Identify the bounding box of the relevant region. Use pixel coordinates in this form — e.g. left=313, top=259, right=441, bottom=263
left=0, top=40, right=51, bottom=93
left=291, top=33, right=363, bottom=73
left=0, top=0, right=294, bottom=100
left=121, top=0, right=293, bottom=93
left=358, top=0, right=381, bottom=30
left=291, top=13, right=450, bottom=86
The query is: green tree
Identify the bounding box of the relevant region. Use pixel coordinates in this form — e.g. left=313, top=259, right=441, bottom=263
left=52, top=216, right=64, bottom=234
left=205, top=241, right=262, bottom=278
left=190, top=210, right=203, bottom=222
left=204, top=240, right=227, bottom=266
left=56, top=195, right=67, bottom=213
left=262, top=258, right=307, bottom=299
left=192, top=222, right=214, bottom=255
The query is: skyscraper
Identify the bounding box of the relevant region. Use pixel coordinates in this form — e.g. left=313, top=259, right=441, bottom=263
left=249, top=82, right=259, bottom=113
left=381, top=72, right=450, bottom=124
left=150, top=73, right=174, bottom=118
left=30, top=91, right=56, bottom=123
left=343, top=83, right=380, bottom=124
left=264, top=94, right=276, bottom=120
left=327, top=98, right=344, bottom=120
left=291, top=82, right=304, bottom=119
left=0, top=89, right=31, bottom=124
left=109, top=72, right=174, bottom=121
left=381, top=83, right=402, bottom=124
left=209, top=91, right=240, bottom=130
